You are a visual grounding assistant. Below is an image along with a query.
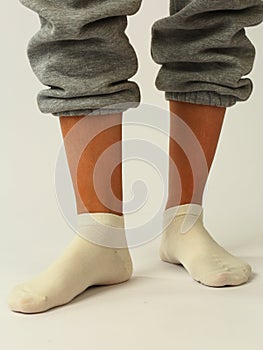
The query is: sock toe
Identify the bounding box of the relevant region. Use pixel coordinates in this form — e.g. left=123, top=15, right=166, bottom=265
left=197, top=265, right=251, bottom=287
left=8, top=285, right=48, bottom=313
left=243, top=263, right=252, bottom=277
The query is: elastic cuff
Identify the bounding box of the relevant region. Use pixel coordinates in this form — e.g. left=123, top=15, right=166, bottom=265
left=164, top=203, right=203, bottom=218
left=163, top=203, right=204, bottom=234
left=52, top=106, right=135, bottom=117
left=165, top=91, right=237, bottom=108
left=77, top=212, right=124, bottom=228
left=40, top=100, right=140, bottom=117
left=76, top=212, right=128, bottom=249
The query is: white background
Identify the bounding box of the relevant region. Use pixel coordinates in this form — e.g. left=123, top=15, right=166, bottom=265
left=1, top=1, right=263, bottom=349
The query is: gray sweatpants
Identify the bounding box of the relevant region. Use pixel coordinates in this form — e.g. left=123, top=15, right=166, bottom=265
left=20, top=0, right=263, bottom=117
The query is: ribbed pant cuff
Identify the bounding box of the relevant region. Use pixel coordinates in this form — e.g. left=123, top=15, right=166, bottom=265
left=52, top=102, right=140, bottom=117
left=53, top=108, right=125, bottom=117
left=165, top=91, right=237, bottom=108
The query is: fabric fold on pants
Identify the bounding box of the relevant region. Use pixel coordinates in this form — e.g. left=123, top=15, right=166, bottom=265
left=20, top=0, right=142, bottom=116
left=20, top=0, right=263, bottom=116
left=151, top=0, right=263, bottom=107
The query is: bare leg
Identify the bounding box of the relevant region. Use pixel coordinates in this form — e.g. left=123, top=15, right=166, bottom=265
left=167, top=100, right=225, bottom=207
left=60, top=113, right=123, bottom=215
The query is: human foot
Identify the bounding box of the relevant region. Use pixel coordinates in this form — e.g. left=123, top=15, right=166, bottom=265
left=160, top=204, right=252, bottom=287
left=8, top=213, right=132, bottom=313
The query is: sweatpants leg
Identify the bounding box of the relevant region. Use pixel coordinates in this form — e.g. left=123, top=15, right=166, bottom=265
left=20, top=0, right=142, bottom=117
left=151, top=0, right=263, bottom=107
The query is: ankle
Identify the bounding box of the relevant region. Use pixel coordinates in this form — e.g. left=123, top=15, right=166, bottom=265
left=77, top=211, right=129, bottom=249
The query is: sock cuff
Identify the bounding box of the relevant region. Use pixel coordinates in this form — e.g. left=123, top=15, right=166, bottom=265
left=163, top=203, right=203, bottom=233
left=164, top=203, right=203, bottom=218
left=77, top=212, right=124, bottom=229
left=76, top=212, right=127, bottom=249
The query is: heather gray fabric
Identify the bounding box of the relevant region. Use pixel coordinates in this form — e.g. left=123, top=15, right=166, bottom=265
left=20, top=0, right=263, bottom=117
left=152, top=0, right=263, bottom=107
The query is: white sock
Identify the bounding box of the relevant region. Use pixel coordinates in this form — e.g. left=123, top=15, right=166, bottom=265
left=160, top=203, right=252, bottom=287
left=8, top=213, right=132, bottom=313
